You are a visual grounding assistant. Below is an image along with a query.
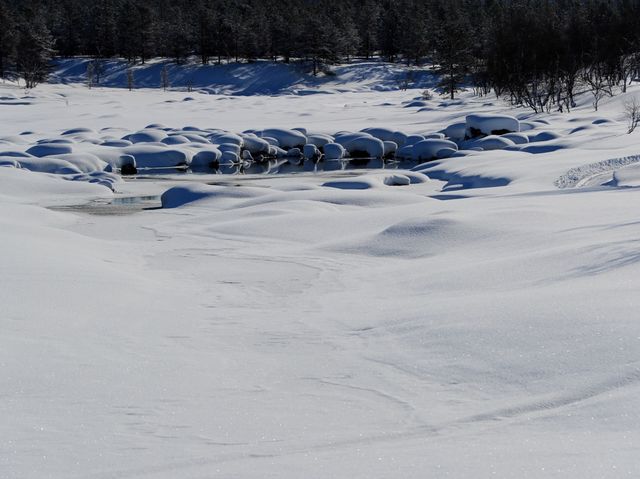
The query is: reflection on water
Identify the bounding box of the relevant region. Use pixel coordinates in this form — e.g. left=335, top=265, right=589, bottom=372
left=135, top=157, right=420, bottom=177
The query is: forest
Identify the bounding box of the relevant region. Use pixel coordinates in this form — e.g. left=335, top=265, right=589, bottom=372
left=2, top=0, right=640, bottom=111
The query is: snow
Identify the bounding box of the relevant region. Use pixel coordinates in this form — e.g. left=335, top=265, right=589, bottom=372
left=324, top=142, right=346, bottom=160
left=2, top=66, right=640, bottom=478
left=399, top=138, right=459, bottom=161
left=465, top=113, right=520, bottom=137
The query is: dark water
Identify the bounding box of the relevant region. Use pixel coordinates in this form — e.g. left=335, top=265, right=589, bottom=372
left=130, top=157, right=420, bottom=177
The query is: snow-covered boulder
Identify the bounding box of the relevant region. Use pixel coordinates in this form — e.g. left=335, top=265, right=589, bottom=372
left=407, top=139, right=458, bottom=162
left=470, top=135, right=516, bottom=151
left=19, top=156, right=83, bottom=175
left=62, top=127, right=95, bottom=136
left=303, top=144, right=319, bottom=160
left=162, top=135, right=190, bottom=145
left=424, top=133, right=446, bottom=140
left=324, top=143, right=346, bottom=160
left=191, top=148, right=222, bottom=168
left=54, top=153, right=108, bottom=173
left=181, top=133, right=209, bottom=144
left=442, top=122, right=466, bottom=141
left=530, top=131, right=562, bottom=142
left=101, top=139, right=132, bottom=148
left=220, top=151, right=239, bottom=164
left=306, top=134, right=334, bottom=148
left=396, top=145, right=414, bottom=159
left=26, top=143, right=74, bottom=157
left=126, top=129, right=168, bottom=144
left=392, top=131, right=408, bottom=147
left=218, top=143, right=241, bottom=155
left=241, top=135, right=270, bottom=155
left=404, top=135, right=426, bottom=146
left=258, top=128, right=307, bottom=149
left=502, top=132, right=529, bottom=145
left=262, top=136, right=280, bottom=147
left=466, top=114, right=519, bottom=138
left=383, top=141, right=398, bottom=157
left=123, top=145, right=189, bottom=168
left=208, top=132, right=243, bottom=147
left=343, top=136, right=385, bottom=158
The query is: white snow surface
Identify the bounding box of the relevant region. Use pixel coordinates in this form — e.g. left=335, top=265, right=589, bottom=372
left=2, top=74, right=640, bottom=478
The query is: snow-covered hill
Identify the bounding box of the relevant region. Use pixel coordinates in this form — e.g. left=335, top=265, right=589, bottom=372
left=49, top=58, right=440, bottom=95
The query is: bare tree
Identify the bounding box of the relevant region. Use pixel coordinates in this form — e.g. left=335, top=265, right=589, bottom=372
left=86, top=61, right=95, bottom=88
left=625, top=97, right=640, bottom=133
left=160, top=64, right=169, bottom=91
left=127, top=67, right=134, bottom=91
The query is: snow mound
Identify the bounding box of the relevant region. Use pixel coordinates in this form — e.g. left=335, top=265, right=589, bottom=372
left=324, top=143, right=346, bottom=160
left=123, top=145, right=189, bottom=168
left=323, top=172, right=428, bottom=190
left=191, top=148, right=222, bottom=167
left=612, top=163, right=640, bottom=187
left=398, top=139, right=458, bottom=162
left=125, top=129, right=168, bottom=144
left=161, top=184, right=268, bottom=208
left=466, top=114, right=519, bottom=137
left=442, top=122, right=466, bottom=140
left=471, top=135, right=516, bottom=151
left=26, top=143, right=74, bottom=157
left=342, top=136, right=385, bottom=158
left=258, top=129, right=307, bottom=149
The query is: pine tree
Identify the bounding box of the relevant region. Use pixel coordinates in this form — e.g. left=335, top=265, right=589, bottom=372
left=433, top=3, right=473, bottom=99
left=16, top=11, right=54, bottom=88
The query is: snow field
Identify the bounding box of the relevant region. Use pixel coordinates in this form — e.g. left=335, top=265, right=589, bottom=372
left=2, top=73, right=640, bottom=478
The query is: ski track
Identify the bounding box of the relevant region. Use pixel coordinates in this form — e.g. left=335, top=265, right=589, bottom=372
left=554, top=155, right=640, bottom=188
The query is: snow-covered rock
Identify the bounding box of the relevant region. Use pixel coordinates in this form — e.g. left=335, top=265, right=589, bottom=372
left=324, top=143, right=346, bottom=160
left=343, top=136, right=385, bottom=158
left=218, top=143, right=241, bottom=155
left=442, top=122, right=466, bottom=140
left=258, top=128, right=307, bottom=149
left=465, top=114, right=519, bottom=138
left=26, top=143, right=74, bottom=157
left=471, top=135, right=516, bottom=151
left=242, top=135, right=271, bottom=155
left=54, top=153, right=108, bottom=173
left=303, top=144, right=319, bottom=160
left=383, top=141, right=398, bottom=156
left=502, top=132, right=529, bottom=145
left=306, top=134, right=334, bottom=148
left=126, top=129, right=168, bottom=144
left=404, top=135, right=426, bottom=146
left=401, top=139, right=458, bottom=162
left=191, top=148, right=222, bottom=167
left=123, top=145, right=189, bottom=168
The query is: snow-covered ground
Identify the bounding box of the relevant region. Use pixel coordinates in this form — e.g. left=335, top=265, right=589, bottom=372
left=2, top=68, right=640, bottom=478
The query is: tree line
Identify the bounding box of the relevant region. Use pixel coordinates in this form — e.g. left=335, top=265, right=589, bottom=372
left=2, top=0, right=640, bottom=110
